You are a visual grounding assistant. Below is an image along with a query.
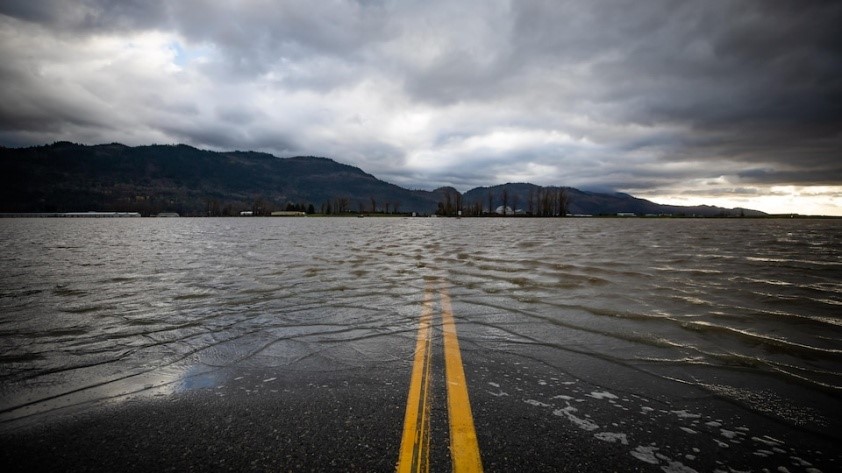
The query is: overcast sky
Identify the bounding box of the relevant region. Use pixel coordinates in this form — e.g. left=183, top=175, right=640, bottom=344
left=1, top=1, right=840, bottom=214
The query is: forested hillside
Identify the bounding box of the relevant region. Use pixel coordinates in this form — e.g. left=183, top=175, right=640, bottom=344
left=1, top=143, right=764, bottom=217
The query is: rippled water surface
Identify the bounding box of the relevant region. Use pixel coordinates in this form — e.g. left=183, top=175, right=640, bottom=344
left=1, top=217, right=840, bottom=435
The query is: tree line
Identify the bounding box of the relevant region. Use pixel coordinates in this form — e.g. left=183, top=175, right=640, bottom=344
left=206, top=195, right=409, bottom=216
left=435, top=186, right=570, bottom=217
left=202, top=197, right=316, bottom=216
left=109, top=188, right=569, bottom=217
left=319, top=196, right=403, bottom=215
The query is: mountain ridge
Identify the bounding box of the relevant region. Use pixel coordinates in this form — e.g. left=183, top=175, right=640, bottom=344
left=0, top=142, right=765, bottom=217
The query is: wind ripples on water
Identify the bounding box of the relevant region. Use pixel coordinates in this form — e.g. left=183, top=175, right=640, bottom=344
left=0, top=217, right=840, bottom=429
left=433, top=219, right=842, bottom=425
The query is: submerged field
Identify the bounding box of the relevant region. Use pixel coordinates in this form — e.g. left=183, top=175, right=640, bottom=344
left=1, top=217, right=840, bottom=471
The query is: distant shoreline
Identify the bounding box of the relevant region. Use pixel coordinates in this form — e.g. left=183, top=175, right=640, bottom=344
left=1, top=212, right=839, bottom=219
left=0, top=212, right=141, bottom=218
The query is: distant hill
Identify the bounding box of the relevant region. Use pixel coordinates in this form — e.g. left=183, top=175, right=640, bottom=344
left=0, top=142, right=764, bottom=217
left=464, top=183, right=766, bottom=217
left=0, top=142, right=435, bottom=215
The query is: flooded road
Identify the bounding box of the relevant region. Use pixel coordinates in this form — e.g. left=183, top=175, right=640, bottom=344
left=1, top=217, right=840, bottom=471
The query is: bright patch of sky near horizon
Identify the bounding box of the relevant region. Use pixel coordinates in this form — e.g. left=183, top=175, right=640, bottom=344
left=0, top=1, right=840, bottom=215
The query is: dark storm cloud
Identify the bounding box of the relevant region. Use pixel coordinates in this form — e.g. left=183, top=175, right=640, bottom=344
left=0, top=0, right=395, bottom=79
left=0, top=0, right=169, bottom=33
left=386, top=0, right=842, bottom=190
left=0, top=0, right=840, bottom=211
left=0, top=60, right=116, bottom=134
left=513, top=1, right=842, bottom=183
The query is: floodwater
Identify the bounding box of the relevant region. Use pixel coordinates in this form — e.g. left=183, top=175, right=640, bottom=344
left=1, top=217, right=840, bottom=469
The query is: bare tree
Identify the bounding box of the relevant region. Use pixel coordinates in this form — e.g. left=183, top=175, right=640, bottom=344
left=501, top=187, right=509, bottom=216
left=335, top=196, right=349, bottom=213
left=557, top=188, right=569, bottom=217
left=252, top=196, right=269, bottom=216
left=534, top=188, right=543, bottom=216
left=487, top=190, right=494, bottom=215
left=206, top=198, right=221, bottom=217
left=543, top=188, right=554, bottom=216
left=443, top=189, right=453, bottom=216
left=527, top=187, right=535, bottom=215
left=370, top=196, right=376, bottom=213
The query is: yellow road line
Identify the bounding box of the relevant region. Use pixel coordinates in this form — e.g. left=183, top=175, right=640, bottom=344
left=398, top=281, right=483, bottom=472
left=440, top=287, right=484, bottom=472
left=397, top=284, right=434, bottom=473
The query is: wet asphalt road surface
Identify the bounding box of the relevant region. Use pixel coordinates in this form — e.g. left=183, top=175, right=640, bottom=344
left=2, top=338, right=840, bottom=473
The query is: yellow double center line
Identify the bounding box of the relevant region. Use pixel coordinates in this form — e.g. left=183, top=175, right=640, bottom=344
left=397, top=281, right=483, bottom=473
